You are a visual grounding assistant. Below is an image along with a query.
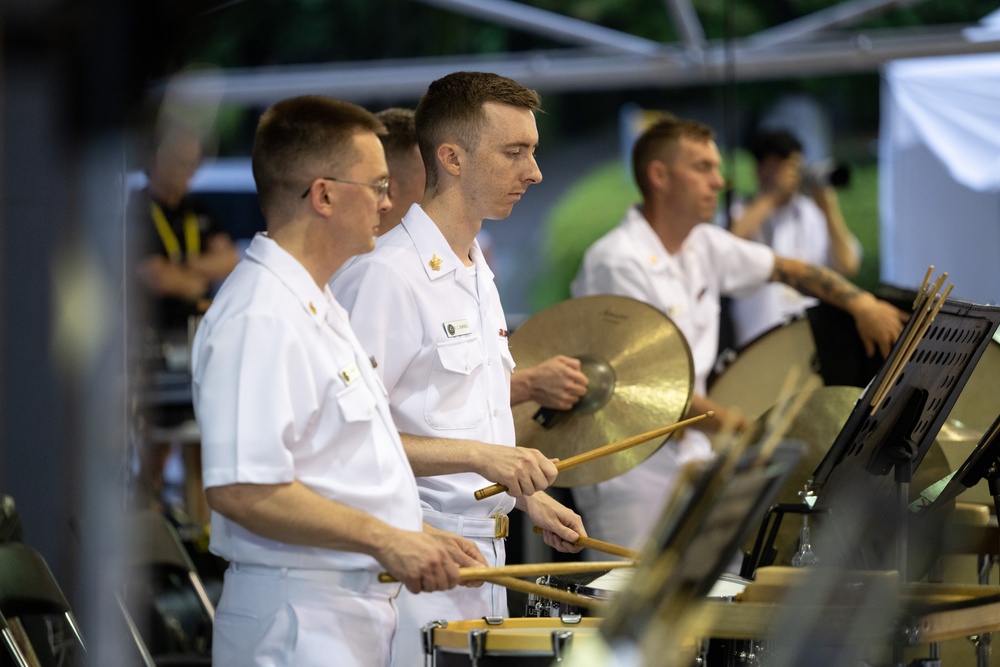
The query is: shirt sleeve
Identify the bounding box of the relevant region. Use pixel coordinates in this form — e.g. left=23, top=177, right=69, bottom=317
left=195, top=312, right=310, bottom=488
left=333, top=259, right=424, bottom=396
left=708, top=227, right=776, bottom=299
left=571, top=252, right=655, bottom=304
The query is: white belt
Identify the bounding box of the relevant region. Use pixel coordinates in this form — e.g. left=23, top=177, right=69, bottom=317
left=228, top=562, right=402, bottom=597
left=423, top=509, right=509, bottom=538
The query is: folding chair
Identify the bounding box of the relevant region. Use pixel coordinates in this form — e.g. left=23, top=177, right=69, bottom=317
left=0, top=542, right=86, bottom=667
left=119, top=510, right=214, bottom=666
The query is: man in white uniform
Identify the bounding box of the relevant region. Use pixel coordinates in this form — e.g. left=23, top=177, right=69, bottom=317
left=332, top=72, right=589, bottom=666
left=192, top=95, right=484, bottom=667
left=373, top=108, right=425, bottom=237
left=571, top=115, right=907, bottom=556
left=728, top=128, right=862, bottom=347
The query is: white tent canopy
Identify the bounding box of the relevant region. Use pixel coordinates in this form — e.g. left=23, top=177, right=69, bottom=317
left=879, top=51, right=1000, bottom=305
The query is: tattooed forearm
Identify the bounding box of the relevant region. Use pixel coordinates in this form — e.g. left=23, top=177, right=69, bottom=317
left=773, top=257, right=862, bottom=307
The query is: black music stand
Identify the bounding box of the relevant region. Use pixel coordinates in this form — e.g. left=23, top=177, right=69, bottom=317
left=600, top=442, right=803, bottom=662
left=809, top=297, right=1000, bottom=579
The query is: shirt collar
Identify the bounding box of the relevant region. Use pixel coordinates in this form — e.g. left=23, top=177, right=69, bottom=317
left=401, top=204, right=494, bottom=283
left=624, top=205, right=671, bottom=271
left=244, top=232, right=333, bottom=323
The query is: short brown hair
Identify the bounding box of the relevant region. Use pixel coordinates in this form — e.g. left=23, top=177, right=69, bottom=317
left=375, top=108, right=418, bottom=159
left=414, top=72, right=541, bottom=188
left=252, top=95, right=384, bottom=217
left=631, top=115, right=715, bottom=196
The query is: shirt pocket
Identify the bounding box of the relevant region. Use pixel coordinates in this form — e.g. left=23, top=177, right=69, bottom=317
left=424, top=337, right=487, bottom=430
left=336, top=381, right=377, bottom=423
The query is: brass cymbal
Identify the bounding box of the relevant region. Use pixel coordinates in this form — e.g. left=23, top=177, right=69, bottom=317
left=744, top=385, right=951, bottom=565
left=509, top=295, right=693, bottom=487
left=935, top=418, right=985, bottom=447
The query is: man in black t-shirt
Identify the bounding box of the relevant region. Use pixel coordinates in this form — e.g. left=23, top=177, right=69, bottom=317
left=131, top=126, right=239, bottom=524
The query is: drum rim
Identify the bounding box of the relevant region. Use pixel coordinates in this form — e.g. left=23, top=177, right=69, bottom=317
left=431, top=617, right=602, bottom=652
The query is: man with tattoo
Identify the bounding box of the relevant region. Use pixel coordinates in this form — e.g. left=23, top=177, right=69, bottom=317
left=569, top=115, right=907, bottom=554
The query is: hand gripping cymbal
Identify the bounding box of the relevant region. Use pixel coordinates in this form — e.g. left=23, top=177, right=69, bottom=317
left=509, top=295, right=693, bottom=487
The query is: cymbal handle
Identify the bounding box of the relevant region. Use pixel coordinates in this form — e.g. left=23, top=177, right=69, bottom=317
left=532, top=407, right=562, bottom=429
left=474, top=483, right=507, bottom=500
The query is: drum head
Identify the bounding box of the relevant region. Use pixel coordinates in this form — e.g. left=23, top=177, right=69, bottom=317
left=708, top=318, right=820, bottom=443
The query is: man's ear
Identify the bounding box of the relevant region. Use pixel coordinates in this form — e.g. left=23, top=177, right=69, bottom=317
left=437, top=143, right=462, bottom=177
left=304, top=180, right=336, bottom=216
left=647, top=159, right=669, bottom=191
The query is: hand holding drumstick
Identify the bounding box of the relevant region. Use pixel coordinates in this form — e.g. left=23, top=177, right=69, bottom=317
left=474, top=412, right=715, bottom=500
left=531, top=525, right=640, bottom=560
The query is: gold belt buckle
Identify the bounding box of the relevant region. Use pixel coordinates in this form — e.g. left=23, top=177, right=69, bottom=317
left=492, top=514, right=509, bottom=539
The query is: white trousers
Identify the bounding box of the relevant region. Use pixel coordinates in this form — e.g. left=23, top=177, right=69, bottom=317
left=571, top=433, right=714, bottom=559
left=391, top=512, right=508, bottom=667
left=213, top=564, right=401, bottom=667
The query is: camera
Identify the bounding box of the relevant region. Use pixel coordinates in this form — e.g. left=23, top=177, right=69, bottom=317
left=801, top=158, right=851, bottom=189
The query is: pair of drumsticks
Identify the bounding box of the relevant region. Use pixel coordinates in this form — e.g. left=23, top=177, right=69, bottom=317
left=868, top=265, right=953, bottom=414
left=379, top=413, right=712, bottom=600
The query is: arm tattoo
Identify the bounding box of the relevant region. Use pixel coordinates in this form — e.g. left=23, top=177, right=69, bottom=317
left=774, top=259, right=862, bottom=307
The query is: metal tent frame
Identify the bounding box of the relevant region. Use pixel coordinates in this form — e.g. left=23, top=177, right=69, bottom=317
left=163, top=0, right=1000, bottom=105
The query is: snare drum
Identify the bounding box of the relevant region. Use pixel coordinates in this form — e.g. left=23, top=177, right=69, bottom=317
left=526, top=569, right=634, bottom=618
left=706, top=573, right=749, bottom=602
left=701, top=574, right=764, bottom=667
left=422, top=617, right=602, bottom=666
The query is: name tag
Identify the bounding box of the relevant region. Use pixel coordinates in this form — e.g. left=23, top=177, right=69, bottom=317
left=339, top=362, right=361, bottom=385
left=442, top=319, right=472, bottom=338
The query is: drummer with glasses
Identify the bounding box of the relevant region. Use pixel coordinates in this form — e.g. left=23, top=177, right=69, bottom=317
left=193, top=96, right=484, bottom=667
left=570, top=114, right=907, bottom=557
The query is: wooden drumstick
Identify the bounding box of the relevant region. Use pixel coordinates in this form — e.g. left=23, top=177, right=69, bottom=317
left=377, top=560, right=633, bottom=583
left=870, top=279, right=951, bottom=413
left=479, top=575, right=607, bottom=610
left=474, top=412, right=715, bottom=501
left=914, top=265, right=935, bottom=309
left=531, top=525, right=641, bottom=560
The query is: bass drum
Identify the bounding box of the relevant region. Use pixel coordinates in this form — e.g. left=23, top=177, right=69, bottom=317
left=422, top=617, right=602, bottom=666
left=708, top=317, right=821, bottom=443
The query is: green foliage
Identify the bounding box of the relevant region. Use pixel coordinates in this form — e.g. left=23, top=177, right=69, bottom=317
left=530, top=161, right=637, bottom=312
left=834, top=162, right=881, bottom=291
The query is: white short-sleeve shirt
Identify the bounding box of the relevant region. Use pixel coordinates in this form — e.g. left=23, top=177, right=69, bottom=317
left=572, top=206, right=775, bottom=395
left=192, top=233, right=422, bottom=571
left=728, top=193, right=862, bottom=347
left=331, top=205, right=518, bottom=521
left=569, top=207, right=775, bottom=554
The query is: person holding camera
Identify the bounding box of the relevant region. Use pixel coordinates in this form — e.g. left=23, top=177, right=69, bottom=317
left=728, top=128, right=863, bottom=347
left=570, top=115, right=905, bottom=557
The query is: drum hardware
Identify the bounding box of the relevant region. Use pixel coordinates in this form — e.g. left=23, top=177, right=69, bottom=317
left=789, top=489, right=818, bottom=569
left=507, top=295, right=693, bottom=487
left=524, top=573, right=608, bottom=618
left=526, top=567, right=638, bottom=620
left=736, top=386, right=950, bottom=571
left=422, top=620, right=446, bottom=667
